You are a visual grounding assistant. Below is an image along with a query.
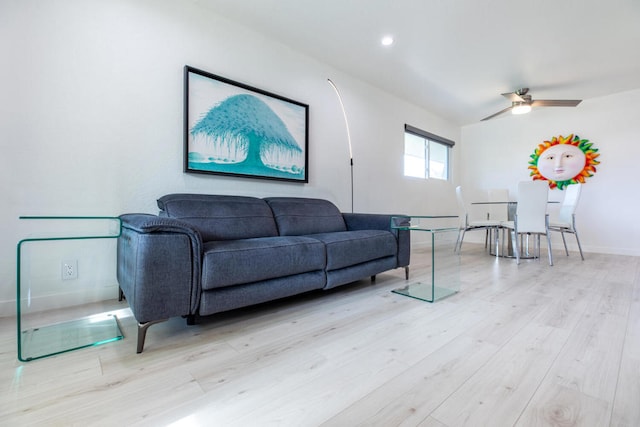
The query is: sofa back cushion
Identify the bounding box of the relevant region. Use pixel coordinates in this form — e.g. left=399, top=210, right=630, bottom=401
left=158, top=194, right=278, bottom=241
left=265, top=197, right=347, bottom=236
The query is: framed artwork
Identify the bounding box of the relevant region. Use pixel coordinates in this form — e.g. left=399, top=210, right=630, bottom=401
left=184, top=66, right=309, bottom=183
left=528, top=134, right=600, bottom=189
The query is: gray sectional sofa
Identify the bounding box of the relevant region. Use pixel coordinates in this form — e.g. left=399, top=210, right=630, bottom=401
left=117, top=194, right=410, bottom=353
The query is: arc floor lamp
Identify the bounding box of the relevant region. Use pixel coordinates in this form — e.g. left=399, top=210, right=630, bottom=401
left=327, top=78, right=354, bottom=213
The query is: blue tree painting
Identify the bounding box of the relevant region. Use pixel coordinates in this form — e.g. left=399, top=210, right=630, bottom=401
left=185, top=68, right=308, bottom=182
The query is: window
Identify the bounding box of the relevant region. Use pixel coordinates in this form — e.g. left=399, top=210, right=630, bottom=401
left=403, top=124, right=454, bottom=180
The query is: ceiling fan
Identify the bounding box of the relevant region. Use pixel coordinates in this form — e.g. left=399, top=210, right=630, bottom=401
left=481, top=88, right=582, bottom=121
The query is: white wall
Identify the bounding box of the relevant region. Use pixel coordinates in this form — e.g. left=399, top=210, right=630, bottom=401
left=0, top=0, right=460, bottom=316
left=460, top=89, right=640, bottom=256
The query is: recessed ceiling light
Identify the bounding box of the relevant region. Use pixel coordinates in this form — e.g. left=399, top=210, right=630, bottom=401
left=381, top=35, right=394, bottom=46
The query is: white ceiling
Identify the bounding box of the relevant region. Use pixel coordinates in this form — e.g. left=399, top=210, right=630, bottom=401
left=195, top=0, right=640, bottom=125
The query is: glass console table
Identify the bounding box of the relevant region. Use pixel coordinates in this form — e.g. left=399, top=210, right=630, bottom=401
left=391, top=216, right=461, bottom=302
left=17, top=216, right=124, bottom=361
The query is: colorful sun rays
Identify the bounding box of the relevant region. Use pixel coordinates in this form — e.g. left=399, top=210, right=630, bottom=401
left=528, top=134, right=600, bottom=190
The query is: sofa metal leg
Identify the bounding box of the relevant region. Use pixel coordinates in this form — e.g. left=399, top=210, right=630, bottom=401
left=137, top=319, right=167, bottom=354
left=118, top=287, right=125, bottom=302
left=405, top=266, right=409, bottom=280
left=371, top=275, right=376, bottom=283
left=185, top=314, right=197, bottom=325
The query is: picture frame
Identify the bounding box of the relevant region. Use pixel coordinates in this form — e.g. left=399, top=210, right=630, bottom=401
left=184, top=66, right=309, bottom=183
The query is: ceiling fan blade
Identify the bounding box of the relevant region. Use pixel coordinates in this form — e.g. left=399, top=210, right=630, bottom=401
left=501, top=92, right=525, bottom=102
left=531, top=99, right=582, bottom=107
left=481, top=106, right=513, bottom=121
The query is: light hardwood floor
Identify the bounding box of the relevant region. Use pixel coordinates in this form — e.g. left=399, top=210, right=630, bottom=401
left=1, top=244, right=639, bottom=426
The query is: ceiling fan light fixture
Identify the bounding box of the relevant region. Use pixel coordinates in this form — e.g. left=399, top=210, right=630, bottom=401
left=512, top=102, right=532, bottom=115
left=381, top=35, right=394, bottom=46
left=482, top=88, right=582, bottom=121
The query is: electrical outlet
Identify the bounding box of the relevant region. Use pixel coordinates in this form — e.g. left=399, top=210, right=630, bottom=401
left=61, top=260, right=78, bottom=280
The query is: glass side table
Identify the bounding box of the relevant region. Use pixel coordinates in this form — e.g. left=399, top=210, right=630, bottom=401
left=17, top=216, right=124, bottom=361
left=391, top=216, right=461, bottom=302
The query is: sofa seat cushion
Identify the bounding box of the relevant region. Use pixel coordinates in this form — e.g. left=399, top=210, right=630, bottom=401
left=201, top=236, right=326, bottom=290
left=308, top=230, right=397, bottom=271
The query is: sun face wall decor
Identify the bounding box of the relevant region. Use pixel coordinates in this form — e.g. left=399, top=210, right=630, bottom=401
left=528, top=134, right=600, bottom=189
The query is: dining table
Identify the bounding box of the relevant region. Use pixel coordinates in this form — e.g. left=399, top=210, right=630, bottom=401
left=471, top=200, right=558, bottom=259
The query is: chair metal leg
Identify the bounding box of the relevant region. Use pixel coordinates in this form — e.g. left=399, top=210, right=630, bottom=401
left=484, top=213, right=490, bottom=249
left=574, top=230, right=585, bottom=261
left=512, top=230, right=520, bottom=264
left=560, top=232, right=569, bottom=256
left=520, top=234, right=528, bottom=258
left=546, top=231, right=554, bottom=266
left=455, top=229, right=466, bottom=253
left=459, top=229, right=466, bottom=252
left=571, top=215, right=585, bottom=261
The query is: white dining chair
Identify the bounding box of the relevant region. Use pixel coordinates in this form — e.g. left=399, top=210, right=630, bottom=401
left=549, top=183, right=584, bottom=260
left=487, top=188, right=509, bottom=254
left=455, top=186, right=502, bottom=253
left=502, top=181, right=553, bottom=265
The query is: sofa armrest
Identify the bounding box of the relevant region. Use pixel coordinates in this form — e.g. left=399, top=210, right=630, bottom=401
left=117, top=214, right=203, bottom=323
left=342, top=213, right=411, bottom=268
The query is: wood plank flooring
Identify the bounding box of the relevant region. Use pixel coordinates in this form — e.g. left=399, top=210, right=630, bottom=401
left=1, top=244, right=638, bottom=426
